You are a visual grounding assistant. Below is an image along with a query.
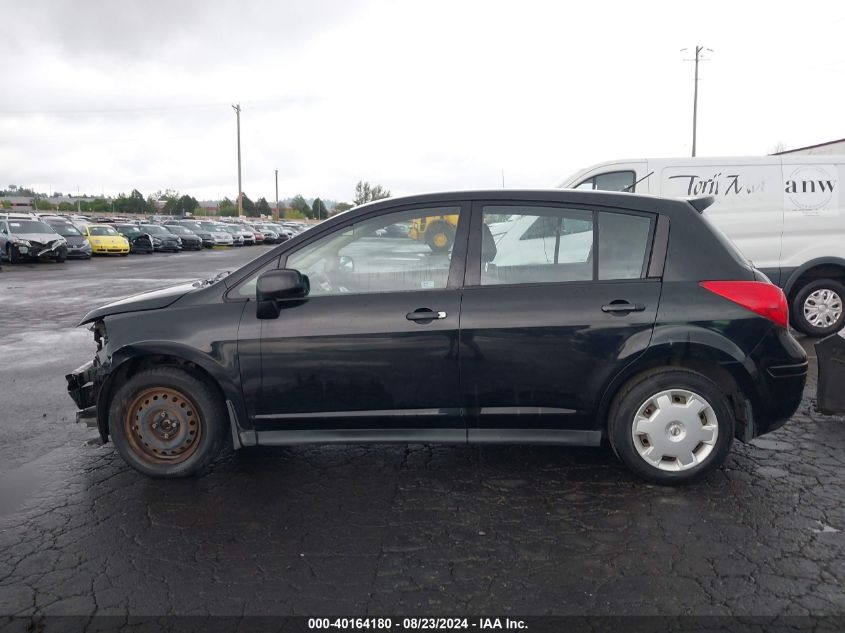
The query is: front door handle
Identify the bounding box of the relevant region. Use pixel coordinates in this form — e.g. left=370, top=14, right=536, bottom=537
left=601, top=301, right=646, bottom=314
left=406, top=309, right=447, bottom=322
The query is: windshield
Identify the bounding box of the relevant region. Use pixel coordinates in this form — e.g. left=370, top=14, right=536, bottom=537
left=222, top=225, right=241, bottom=233
left=141, top=225, right=172, bottom=236
left=8, top=220, right=56, bottom=234
left=88, top=225, right=118, bottom=236
left=167, top=225, right=193, bottom=235
left=199, top=222, right=220, bottom=232
left=52, top=224, right=81, bottom=236
left=116, top=226, right=142, bottom=236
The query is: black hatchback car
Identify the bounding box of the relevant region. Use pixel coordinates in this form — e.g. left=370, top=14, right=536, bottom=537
left=66, top=190, right=807, bottom=484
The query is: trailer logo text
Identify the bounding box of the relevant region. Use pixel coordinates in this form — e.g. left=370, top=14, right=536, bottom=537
left=784, top=166, right=837, bottom=212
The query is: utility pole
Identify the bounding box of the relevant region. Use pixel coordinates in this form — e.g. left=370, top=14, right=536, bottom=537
left=683, top=46, right=712, bottom=157
left=274, top=169, right=279, bottom=220
left=232, top=104, right=243, bottom=216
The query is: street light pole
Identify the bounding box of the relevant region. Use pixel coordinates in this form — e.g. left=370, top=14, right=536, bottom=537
left=232, top=104, right=243, bottom=216
left=683, top=45, right=712, bottom=157
left=274, top=169, right=279, bottom=220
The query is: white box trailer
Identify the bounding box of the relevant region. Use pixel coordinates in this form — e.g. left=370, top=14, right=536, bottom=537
left=558, top=156, right=845, bottom=336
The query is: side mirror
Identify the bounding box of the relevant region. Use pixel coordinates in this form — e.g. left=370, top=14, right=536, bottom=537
left=256, top=269, right=309, bottom=319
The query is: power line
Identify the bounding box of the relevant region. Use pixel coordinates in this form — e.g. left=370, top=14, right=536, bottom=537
left=0, top=95, right=315, bottom=117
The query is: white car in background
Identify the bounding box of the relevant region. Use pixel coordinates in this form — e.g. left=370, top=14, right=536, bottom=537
left=197, top=221, right=234, bottom=246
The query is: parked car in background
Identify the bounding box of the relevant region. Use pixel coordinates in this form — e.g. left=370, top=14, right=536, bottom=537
left=70, top=215, right=92, bottom=230
left=558, top=154, right=845, bottom=337
left=113, top=224, right=155, bottom=254
left=162, top=224, right=203, bottom=251
left=165, top=220, right=216, bottom=248
left=44, top=219, right=92, bottom=259
left=244, top=225, right=265, bottom=244
left=232, top=224, right=255, bottom=245
left=0, top=217, right=68, bottom=263
left=140, top=224, right=182, bottom=252
left=66, top=189, right=807, bottom=485
left=255, top=224, right=283, bottom=244
left=82, top=224, right=130, bottom=256
left=219, top=224, right=245, bottom=246
left=197, top=221, right=234, bottom=246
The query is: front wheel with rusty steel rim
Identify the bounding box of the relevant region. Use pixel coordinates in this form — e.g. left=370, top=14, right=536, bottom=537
left=124, top=387, right=203, bottom=464
left=608, top=368, right=734, bottom=485
left=109, top=367, right=227, bottom=478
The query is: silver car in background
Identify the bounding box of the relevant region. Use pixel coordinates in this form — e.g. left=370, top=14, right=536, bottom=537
left=197, top=221, right=234, bottom=246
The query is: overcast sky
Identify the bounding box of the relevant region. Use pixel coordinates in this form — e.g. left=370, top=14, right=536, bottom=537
left=2, top=0, right=844, bottom=203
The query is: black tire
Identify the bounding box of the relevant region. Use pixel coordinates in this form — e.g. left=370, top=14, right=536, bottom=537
left=108, top=367, right=228, bottom=478
left=790, top=279, right=845, bottom=337
left=607, top=368, right=735, bottom=485
left=7, top=244, right=20, bottom=264
left=425, top=222, right=455, bottom=252
left=55, top=250, right=67, bottom=263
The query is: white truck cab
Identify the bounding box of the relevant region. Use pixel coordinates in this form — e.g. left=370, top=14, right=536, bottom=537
left=558, top=156, right=845, bottom=336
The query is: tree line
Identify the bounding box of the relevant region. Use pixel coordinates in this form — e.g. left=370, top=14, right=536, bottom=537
left=1, top=180, right=391, bottom=218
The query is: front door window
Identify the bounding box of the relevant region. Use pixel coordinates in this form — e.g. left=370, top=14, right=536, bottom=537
left=286, top=207, right=461, bottom=296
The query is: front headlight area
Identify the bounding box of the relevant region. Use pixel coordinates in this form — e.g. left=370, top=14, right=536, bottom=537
left=90, top=319, right=108, bottom=351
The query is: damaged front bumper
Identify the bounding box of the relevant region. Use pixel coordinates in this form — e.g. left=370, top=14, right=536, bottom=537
left=66, top=360, right=102, bottom=427
left=20, top=240, right=68, bottom=260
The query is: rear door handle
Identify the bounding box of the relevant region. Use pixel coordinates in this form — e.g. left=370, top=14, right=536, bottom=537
left=406, top=309, right=447, bottom=322
left=601, top=302, right=646, bottom=314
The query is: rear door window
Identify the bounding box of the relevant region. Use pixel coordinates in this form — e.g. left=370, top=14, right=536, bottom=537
left=478, top=204, right=654, bottom=285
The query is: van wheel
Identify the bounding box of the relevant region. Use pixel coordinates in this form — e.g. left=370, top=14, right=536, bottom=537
left=108, top=367, right=227, bottom=478
left=791, top=279, right=845, bottom=337
left=608, top=368, right=734, bottom=485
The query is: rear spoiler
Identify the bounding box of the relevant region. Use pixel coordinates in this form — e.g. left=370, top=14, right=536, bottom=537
left=684, top=196, right=716, bottom=214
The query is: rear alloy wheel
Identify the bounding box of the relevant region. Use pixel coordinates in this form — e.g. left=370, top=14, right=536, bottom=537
left=109, top=367, right=227, bottom=477
left=792, top=279, right=845, bottom=337
left=608, top=369, right=734, bottom=485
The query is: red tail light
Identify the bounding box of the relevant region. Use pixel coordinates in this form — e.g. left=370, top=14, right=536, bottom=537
left=699, top=281, right=789, bottom=328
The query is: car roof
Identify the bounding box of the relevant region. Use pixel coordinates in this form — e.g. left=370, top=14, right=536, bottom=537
left=331, top=188, right=698, bottom=223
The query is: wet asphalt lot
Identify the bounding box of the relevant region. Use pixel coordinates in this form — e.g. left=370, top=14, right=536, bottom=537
left=0, top=247, right=844, bottom=620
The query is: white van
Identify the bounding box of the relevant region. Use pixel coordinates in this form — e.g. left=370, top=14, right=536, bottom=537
left=558, top=156, right=845, bottom=336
